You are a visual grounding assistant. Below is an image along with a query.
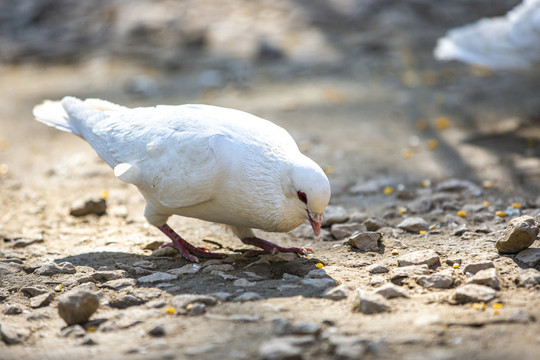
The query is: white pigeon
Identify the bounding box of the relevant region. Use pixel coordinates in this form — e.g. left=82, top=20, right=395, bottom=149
left=434, top=0, right=540, bottom=70
left=33, top=97, right=331, bottom=262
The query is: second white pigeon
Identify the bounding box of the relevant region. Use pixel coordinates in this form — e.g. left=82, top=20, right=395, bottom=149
left=33, top=97, right=331, bottom=262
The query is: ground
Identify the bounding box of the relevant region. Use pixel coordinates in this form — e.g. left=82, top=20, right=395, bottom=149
left=1, top=1, right=540, bottom=359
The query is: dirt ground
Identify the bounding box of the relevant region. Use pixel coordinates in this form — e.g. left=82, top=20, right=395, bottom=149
left=1, top=1, right=540, bottom=359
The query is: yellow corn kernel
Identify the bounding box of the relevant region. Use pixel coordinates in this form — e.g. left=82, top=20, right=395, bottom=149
left=0, top=163, right=8, bottom=176
left=457, top=210, right=467, bottom=218
left=482, top=180, right=494, bottom=188
left=316, top=263, right=324, bottom=269
left=100, top=189, right=109, bottom=199
left=54, top=284, right=62, bottom=292
left=452, top=263, right=460, bottom=269
left=186, top=303, right=194, bottom=311
left=511, top=203, right=522, bottom=209
left=165, top=307, right=175, bottom=314
left=420, top=179, right=431, bottom=188
left=493, top=309, right=500, bottom=315
left=384, top=186, right=394, bottom=195
left=472, top=302, right=486, bottom=311
left=391, top=249, right=399, bottom=255
left=398, top=207, right=407, bottom=215
left=434, top=116, right=450, bottom=130
left=419, top=230, right=426, bottom=234
left=483, top=200, right=490, bottom=207
left=492, top=303, right=503, bottom=309
left=38, top=211, right=45, bottom=219
left=402, top=149, right=413, bottom=159
left=427, top=139, right=438, bottom=150
left=416, top=118, right=428, bottom=131
left=87, top=326, right=96, bottom=333
left=496, top=211, right=506, bottom=217
left=323, top=165, right=335, bottom=174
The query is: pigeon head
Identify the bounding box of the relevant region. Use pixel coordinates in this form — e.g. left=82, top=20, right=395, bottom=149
left=287, top=156, right=331, bottom=236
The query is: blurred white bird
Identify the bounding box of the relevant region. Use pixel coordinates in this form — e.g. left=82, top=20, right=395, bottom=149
left=33, top=97, right=330, bottom=262
left=434, top=0, right=540, bottom=70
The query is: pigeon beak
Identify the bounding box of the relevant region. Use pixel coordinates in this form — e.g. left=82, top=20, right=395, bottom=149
left=307, top=211, right=323, bottom=237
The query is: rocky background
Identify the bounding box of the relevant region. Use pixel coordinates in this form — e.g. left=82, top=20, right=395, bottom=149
left=1, top=0, right=540, bottom=359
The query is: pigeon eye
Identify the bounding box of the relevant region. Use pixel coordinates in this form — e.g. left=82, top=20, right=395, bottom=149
left=297, top=191, right=307, bottom=204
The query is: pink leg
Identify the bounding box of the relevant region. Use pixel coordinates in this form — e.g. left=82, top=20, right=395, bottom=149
left=158, top=224, right=226, bottom=263
left=241, top=237, right=314, bottom=257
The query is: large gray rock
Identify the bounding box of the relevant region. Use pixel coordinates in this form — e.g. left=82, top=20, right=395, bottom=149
left=466, top=268, right=501, bottom=290
left=397, top=249, right=440, bottom=268
left=397, top=217, right=429, bottom=233
left=417, top=273, right=454, bottom=289
left=453, top=284, right=497, bottom=304
left=58, top=290, right=100, bottom=326
left=351, top=290, right=391, bottom=314
left=347, top=232, right=381, bottom=252
left=495, top=216, right=539, bottom=254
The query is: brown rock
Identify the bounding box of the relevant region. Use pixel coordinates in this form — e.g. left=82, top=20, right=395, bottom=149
left=495, top=215, right=538, bottom=254
left=58, top=290, right=100, bottom=325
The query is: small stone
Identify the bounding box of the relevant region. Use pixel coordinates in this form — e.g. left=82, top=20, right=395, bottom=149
left=138, top=272, right=177, bottom=283
left=21, top=285, right=50, bottom=297
left=202, top=264, right=234, bottom=273
left=306, top=269, right=326, bottom=278
left=92, top=270, right=127, bottom=281
left=446, top=258, right=462, bottom=266
left=272, top=318, right=321, bottom=336
left=110, top=295, right=144, bottom=309
left=363, top=217, right=386, bottom=231
left=3, top=304, right=22, bottom=315
left=35, top=261, right=76, bottom=276
left=233, top=278, right=256, bottom=287
left=58, top=290, right=100, bottom=325
left=30, top=292, right=54, bottom=308
left=60, top=325, right=86, bottom=338
left=462, top=261, right=494, bottom=275
left=187, top=303, right=206, bottom=316
left=397, top=217, right=429, bottom=233
left=301, top=278, right=337, bottom=288
left=233, top=292, right=263, bottom=302
left=171, top=294, right=217, bottom=309
left=101, top=278, right=137, bottom=290
left=369, top=275, right=386, bottom=287
left=259, top=338, right=302, bottom=360
left=417, top=273, right=454, bottom=289
left=330, top=223, right=367, bottom=240
left=211, top=292, right=232, bottom=301
left=329, top=335, right=366, bottom=359
left=70, top=198, right=107, bottom=217
left=80, top=336, right=98, bottom=346
left=436, top=179, right=482, bottom=196
left=453, top=284, right=497, bottom=304
left=518, top=268, right=540, bottom=287
left=515, top=248, right=540, bottom=267
left=322, top=284, right=351, bottom=300
left=495, top=215, right=539, bottom=253
left=398, top=249, right=440, bottom=268
left=148, top=324, right=166, bottom=337
left=132, top=260, right=157, bottom=269
left=322, top=205, right=349, bottom=226
left=375, top=283, right=409, bottom=299
left=351, top=289, right=391, bottom=314
left=408, top=196, right=432, bottom=214
left=0, top=262, right=22, bottom=274
left=466, top=268, right=501, bottom=290
left=168, top=264, right=201, bottom=275
left=0, top=323, right=30, bottom=345
left=347, top=232, right=381, bottom=252
left=366, top=264, right=389, bottom=274
left=390, top=264, right=430, bottom=284
left=143, top=241, right=164, bottom=251
left=151, top=247, right=179, bottom=257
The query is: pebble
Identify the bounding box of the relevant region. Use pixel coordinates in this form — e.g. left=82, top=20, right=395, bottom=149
left=259, top=337, right=302, bottom=360
left=301, top=278, right=337, bottom=288
left=518, top=268, right=540, bottom=287
left=233, top=292, right=263, bottom=302
left=35, top=261, right=76, bottom=276
left=397, top=249, right=440, bottom=268
left=436, top=179, right=482, bottom=196
left=233, top=278, right=256, bottom=287
left=390, top=264, right=430, bottom=284
left=351, top=289, right=391, bottom=314
left=92, top=270, right=127, bottom=281
left=148, top=324, right=166, bottom=337
left=322, top=284, right=351, bottom=300
left=60, top=325, right=86, bottom=338
left=495, top=215, right=539, bottom=253
left=69, top=198, right=107, bottom=217
left=272, top=318, right=321, bottom=336
left=347, top=232, right=381, bottom=252
left=453, top=284, right=497, bottom=304
left=101, top=278, right=137, bottom=290
left=375, top=283, right=409, bottom=299
left=58, top=290, right=100, bottom=325
left=0, top=323, right=30, bottom=345
left=109, top=295, right=144, bottom=309
left=168, top=264, right=201, bottom=275
left=417, top=273, right=454, bottom=289
left=466, top=268, right=501, bottom=290
left=366, top=264, right=389, bottom=274
left=151, top=247, right=179, bottom=257
left=331, top=222, right=367, bottom=240
left=363, top=217, right=386, bottom=231
left=171, top=294, right=217, bottom=309
left=408, top=196, right=432, bottom=214
left=462, top=261, right=494, bottom=275
left=328, top=335, right=366, bottom=360
left=211, top=292, right=232, bottom=301
left=321, top=205, right=349, bottom=226
left=396, top=217, right=429, bottom=233
left=0, top=262, right=22, bottom=274
left=187, top=303, right=206, bottom=316
left=202, top=264, right=234, bottom=273
left=138, top=272, right=177, bottom=283
left=21, top=285, right=50, bottom=297
left=305, top=269, right=326, bottom=278
left=515, top=248, right=540, bottom=267
left=3, top=304, right=23, bottom=315
left=30, top=292, right=54, bottom=308
left=369, top=275, right=386, bottom=287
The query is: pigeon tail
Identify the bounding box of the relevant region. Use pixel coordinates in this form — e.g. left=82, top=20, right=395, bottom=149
left=33, top=100, right=80, bottom=136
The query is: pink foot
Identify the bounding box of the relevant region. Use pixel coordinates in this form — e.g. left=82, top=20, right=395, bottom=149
left=241, top=237, right=314, bottom=257
left=158, top=224, right=226, bottom=263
